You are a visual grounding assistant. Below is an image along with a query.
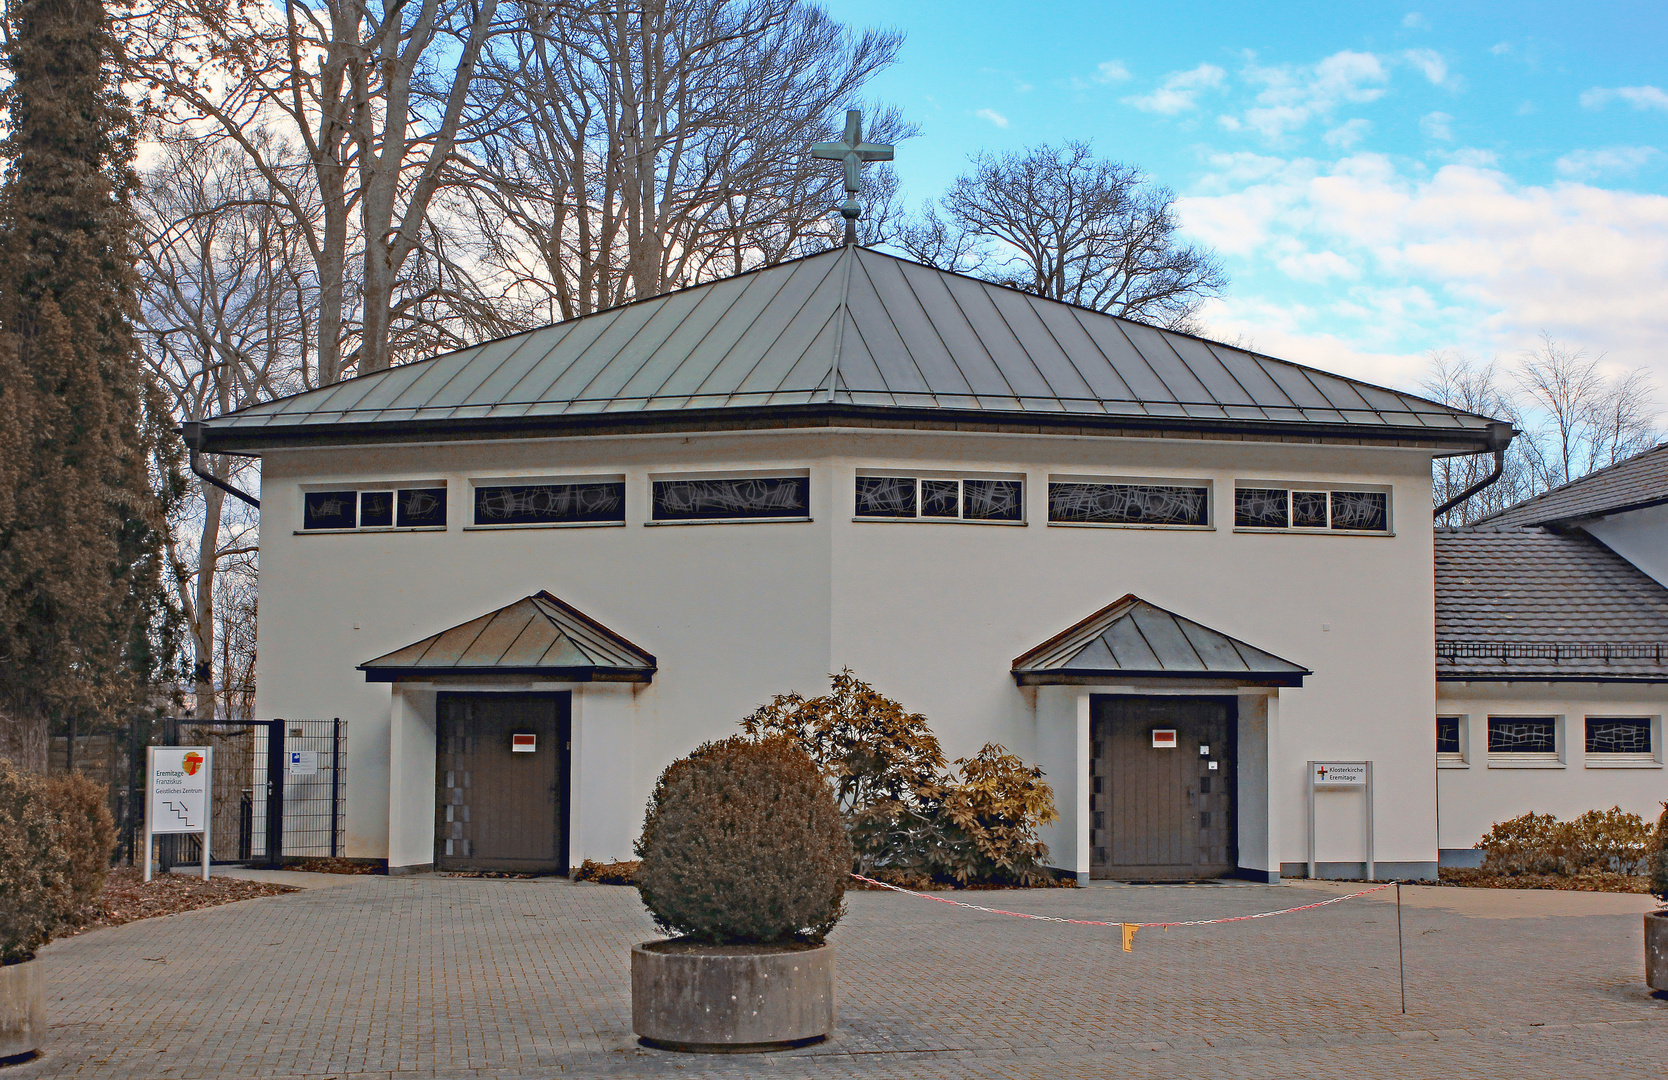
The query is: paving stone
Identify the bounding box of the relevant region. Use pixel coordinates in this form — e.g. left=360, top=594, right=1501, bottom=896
left=8, top=877, right=1665, bottom=1078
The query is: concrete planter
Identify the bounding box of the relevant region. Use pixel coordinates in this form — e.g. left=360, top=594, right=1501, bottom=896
left=0, top=958, right=44, bottom=1065
left=631, top=940, right=834, bottom=1052
left=1648, top=911, right=1668, bottom=993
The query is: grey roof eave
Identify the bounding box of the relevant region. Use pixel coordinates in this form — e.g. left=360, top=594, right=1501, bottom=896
left=1014, top=669, right=1308, bottom=687
left=360, top=665, right=654, bottom=684
left=185, top=402, right=1502, bottom=457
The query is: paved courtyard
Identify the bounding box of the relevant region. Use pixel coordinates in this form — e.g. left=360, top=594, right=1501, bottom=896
left=14, top=873, right=1665, bottom=1079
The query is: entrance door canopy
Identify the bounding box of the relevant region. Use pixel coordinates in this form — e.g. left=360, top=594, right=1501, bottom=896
left=1013, top=594, right=1309, bottom=687
left=359, top=591, right=655, bottom=683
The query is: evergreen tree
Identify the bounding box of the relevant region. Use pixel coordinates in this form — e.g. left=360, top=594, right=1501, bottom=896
left=0, top=0, right=172, bottom=768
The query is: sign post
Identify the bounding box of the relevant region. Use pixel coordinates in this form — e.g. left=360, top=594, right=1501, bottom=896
left=1307, top=760, right=1373, bottom=881
left=145, top=745, right=212, bottom=882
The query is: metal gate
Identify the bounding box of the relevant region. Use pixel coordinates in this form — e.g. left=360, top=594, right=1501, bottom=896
left=156, top=718, right=346, bottom=869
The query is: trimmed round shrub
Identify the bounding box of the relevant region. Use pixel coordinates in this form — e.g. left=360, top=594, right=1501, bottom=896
left=635, top=736, right=851, bottom=944
left=1650, top=802, right=1668, bottom=906
left=46, top=771, right=115, bottom=922
left=0, top=760, right=71, bottom=965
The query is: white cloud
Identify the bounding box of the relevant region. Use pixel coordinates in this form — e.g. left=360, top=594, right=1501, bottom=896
left=1490, top=42, right=1512, bottom=56
left=1177, top=155, right=1668, bottom=397
left=1420, top=111, right=1454, bottom=141
left=974, top=108, right=1009, bottom=129
left=1402, top=48, right=1452, bottom=87
left=1323, top=118, right=1371, bottom=148
left=1402, top=12, right=1429, bottom=29
left=1235, top=51, right=1389, bottom=141
left=1555, top=146, right=1663, bottom=180
left=1124, top=64, right=1226, bottom=115
left=1581, top=85, right=1668, bottom=112
left=1094, top=60, right=1132, bottom=83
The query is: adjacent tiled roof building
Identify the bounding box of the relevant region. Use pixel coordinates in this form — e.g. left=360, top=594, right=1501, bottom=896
left=1477, top=443, right=1668, bottom=527
left=1435, top=526, right=1668, bottom=680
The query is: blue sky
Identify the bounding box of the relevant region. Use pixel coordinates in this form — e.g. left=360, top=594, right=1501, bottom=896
left=823, top=0, right=1668, bottom=398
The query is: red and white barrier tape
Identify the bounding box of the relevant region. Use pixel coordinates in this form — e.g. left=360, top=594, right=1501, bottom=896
left=849, top=873, right=1397, bottom=950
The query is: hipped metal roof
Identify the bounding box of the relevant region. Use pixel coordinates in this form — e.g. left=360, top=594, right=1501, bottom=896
left=358, top=592, right=656, bottom=683
left=1011, top=595, right=1311, bottom=686
left=190, top=246, right=1504, bottom=453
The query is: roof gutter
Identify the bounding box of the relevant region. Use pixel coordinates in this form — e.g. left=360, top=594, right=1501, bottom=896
left=1434, top=422, right=1514, bottom=520
left=184, top=425, right=261, bottom=509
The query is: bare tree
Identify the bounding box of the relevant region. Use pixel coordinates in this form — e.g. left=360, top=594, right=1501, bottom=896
left=1424, top=338, right=1660, bottom=524
left=1424, top=352, right=1532, bottom=526
left=1514, top=334, right=1658, bottom=491
left=125, top=0, right=515, bottom=383
left=135, top=141, right=305, bottom=719
left=905, top=142, right=1227, bottom=328
left=460, top=0, right=907, bottom=321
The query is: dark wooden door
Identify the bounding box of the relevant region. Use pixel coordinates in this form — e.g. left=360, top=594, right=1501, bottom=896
left=1090, top=697, right=1234, bottom=880
left=436, top=693, right=570, bottom=872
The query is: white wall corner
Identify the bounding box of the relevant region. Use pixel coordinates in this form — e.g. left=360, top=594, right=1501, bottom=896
left=387, top=687, right=437, bottom=869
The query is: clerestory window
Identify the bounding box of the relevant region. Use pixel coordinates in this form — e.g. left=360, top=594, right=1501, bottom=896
left=303, top=485, right=447, bottom=531
left=1233, top=485, right=1389, bottom=532
left=854, top=475, right=1023, bottom=522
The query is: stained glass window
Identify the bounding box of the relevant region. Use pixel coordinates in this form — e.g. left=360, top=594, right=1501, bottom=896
left=1234, top=488, right=1287, bottom=528
left=1051, top=482, right=1209, bottom=526
left=359, top=491, right=394, bottom=528
left=474, top=482, right=624, bottom=525
left=1330, top=490, right=1388, bottom=531
left=859, top=477, right=1024, bottom=522
left=964, top=479, right=1023, bottom=521
left=921, top=479, right=960, bottom=518
left=1292, top=491, right=1329, bottom=528
left=855, top=476, right=917, bottom=518
left=653, top=477, right=809, bottom=521
left=1437, top=716, right=1461, bottom=754
left=1488, top=718, right=1556, bottom=754
left=1233, top=485, right=1389, bottom=532
left=304, top=491, right=357, bottom=530
left=396, top=488, right=448, bottom=527
left=1585, top=718, right=1652, bottom=755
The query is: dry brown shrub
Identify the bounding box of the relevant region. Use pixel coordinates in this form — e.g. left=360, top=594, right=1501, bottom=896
left=45, top=771, right=115, bottom=921
left=1649, top=802, right=1668, bottom=906
left=0, top=760, right=71, bottom=963
left=1479, top=807, right=1652, bottom=878
left=636, top=736, right=850, bottom=944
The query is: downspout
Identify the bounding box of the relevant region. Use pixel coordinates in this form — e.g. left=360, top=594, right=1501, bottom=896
left=182, top=423, right=260, bottom=509
left=1433, top=422, right=1514, bottom=520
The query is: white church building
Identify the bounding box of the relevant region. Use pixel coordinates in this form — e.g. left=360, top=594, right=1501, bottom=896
left=191, top=243, right=1548, bottom=883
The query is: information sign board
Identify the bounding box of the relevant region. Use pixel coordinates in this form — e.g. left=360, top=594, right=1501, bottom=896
left=145, top=746, right=212, bottom=882
left=1312, top=761, right=1368, bottom=787
left=288, top=750, right=317, bottom=776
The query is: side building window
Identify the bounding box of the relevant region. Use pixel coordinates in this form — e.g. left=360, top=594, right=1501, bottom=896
left=653, top=476, right=810, bottom=522
left=854, top=475, right=1023, bottom=522
left=1437, top=715, right=1465, bottom=764
left=473, top=480, right=625, bottom=526
left=1049, top=481, right=1208, bottom=527
left=1584, top=717, right=1655, bottom=761
left=1486, top=716, right=1559, bottom=762
left=303, top=485, right=447, bottom=531
left=1233, top=485, right=1389, bottom=532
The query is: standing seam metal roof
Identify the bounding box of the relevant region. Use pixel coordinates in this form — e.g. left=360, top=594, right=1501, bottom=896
left=1011, top=595, right=1310, bottom=685
left=196, top=246, right=1500, bottom=442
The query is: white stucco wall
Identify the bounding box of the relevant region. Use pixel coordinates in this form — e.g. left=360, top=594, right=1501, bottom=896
left=1582, top=504, right=1668, bottom=587
left=1435, top=681, right=1666, bottom=856
left=252, top=427, right=1442, bottom=876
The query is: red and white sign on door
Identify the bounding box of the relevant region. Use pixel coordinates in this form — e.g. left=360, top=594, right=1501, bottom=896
left=511, top=733, right=537, bottom=753
left=1151, top=729, right=1178, bottom=749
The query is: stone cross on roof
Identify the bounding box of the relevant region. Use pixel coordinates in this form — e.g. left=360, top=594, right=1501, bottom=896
left=811, top=109, right=893, bottom=246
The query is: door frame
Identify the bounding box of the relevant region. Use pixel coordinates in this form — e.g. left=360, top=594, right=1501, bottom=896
left=434, top=690, right=572, bottom=873
left=1088, top=693, right=1238, bottom=881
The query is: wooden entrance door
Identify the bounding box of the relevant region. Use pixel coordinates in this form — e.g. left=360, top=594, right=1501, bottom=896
left=1090, top=696, right=1234, bottom=880
left=436, top=693, right=570, bottom=872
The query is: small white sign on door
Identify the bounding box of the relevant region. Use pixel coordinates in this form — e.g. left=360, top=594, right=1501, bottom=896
left=288, top=750, right=318, bottom=776
left=1312, top=761, right=1368, bottom=787
left=150, top=747, right=210, bottom=834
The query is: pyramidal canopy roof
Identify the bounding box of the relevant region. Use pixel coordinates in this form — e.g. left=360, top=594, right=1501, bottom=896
left=359, top=592, right=655, bottom=683
left=191, top=246, right=1503, bottom=453
left=1012, top=595, right=1310, bottom=687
